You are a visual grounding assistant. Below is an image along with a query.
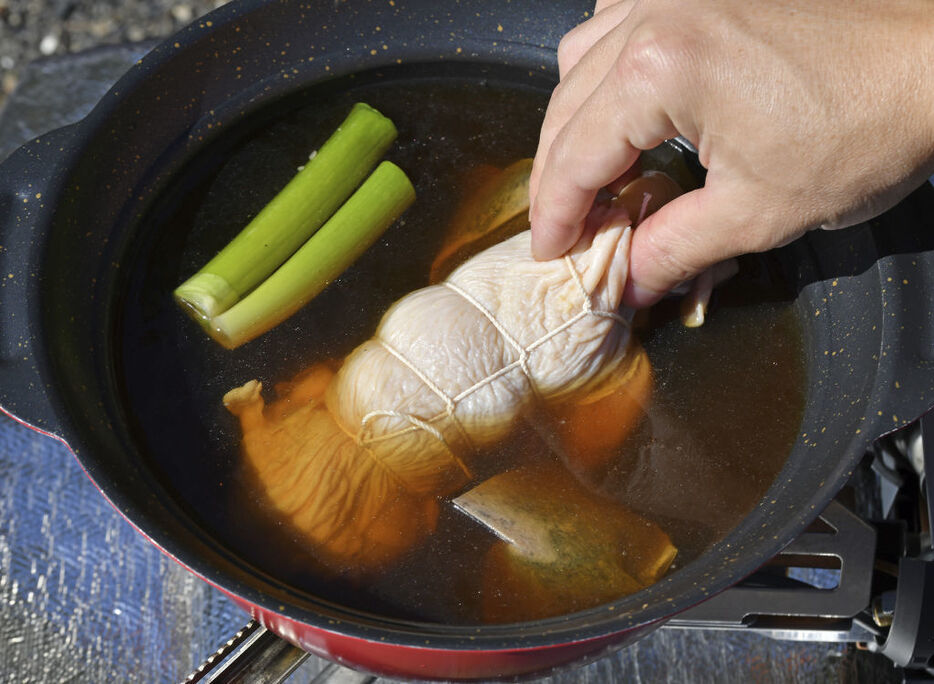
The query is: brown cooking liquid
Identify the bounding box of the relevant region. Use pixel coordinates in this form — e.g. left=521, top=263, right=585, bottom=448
left=116, top=72, right=804, bottom=624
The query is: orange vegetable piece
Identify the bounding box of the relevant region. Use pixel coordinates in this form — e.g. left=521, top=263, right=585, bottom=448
left=613, top=171, right=683, bottom=226
left=552, top=338, right=653, bottom=474
left=429, top=158, right=533, bottom=283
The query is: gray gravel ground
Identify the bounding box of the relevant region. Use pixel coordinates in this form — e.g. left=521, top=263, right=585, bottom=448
left=0, top=0, right=229, bottom=110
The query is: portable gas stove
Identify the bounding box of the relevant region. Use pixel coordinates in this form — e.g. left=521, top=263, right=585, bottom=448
left=1, top=46, right=930, bottom=684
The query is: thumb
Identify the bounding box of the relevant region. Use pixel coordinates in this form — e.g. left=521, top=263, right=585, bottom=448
left=623, top=183, right=761, bottom=308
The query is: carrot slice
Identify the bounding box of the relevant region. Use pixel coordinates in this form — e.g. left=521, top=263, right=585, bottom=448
left=552, top=339, right=653, bottom=473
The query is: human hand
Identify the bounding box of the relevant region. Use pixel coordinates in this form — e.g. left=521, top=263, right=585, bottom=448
left=529, top=0, right=934, bottom=307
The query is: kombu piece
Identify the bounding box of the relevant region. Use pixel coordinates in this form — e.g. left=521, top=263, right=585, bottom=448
left=455, top=463, right=676, bottom=622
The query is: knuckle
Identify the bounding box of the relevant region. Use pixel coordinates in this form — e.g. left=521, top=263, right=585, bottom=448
left=556, top=29, right=586, bottom=73
left=615, top=27, right=665, bottom=82
left=615, top=23, right=699, bottom=94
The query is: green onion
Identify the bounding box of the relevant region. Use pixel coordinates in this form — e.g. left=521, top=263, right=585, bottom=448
left=205, top=161, right=415, bottom=349
left=174, top=102, right=398, bottom=319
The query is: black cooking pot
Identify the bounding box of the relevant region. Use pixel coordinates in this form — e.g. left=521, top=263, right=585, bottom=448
left=2, top=0, right=934, bottom=679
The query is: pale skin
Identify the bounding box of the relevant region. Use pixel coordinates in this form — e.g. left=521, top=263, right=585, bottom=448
left=529, top=0, right=934, bottom=308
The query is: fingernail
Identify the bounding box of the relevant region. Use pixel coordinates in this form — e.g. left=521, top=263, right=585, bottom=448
left=623, top=280, right=664, bottom=309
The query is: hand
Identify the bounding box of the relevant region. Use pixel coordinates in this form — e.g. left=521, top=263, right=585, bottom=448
left=529, top=0, right=934, bottom=307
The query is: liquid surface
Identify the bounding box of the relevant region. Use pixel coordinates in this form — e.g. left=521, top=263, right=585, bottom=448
left=117, top=72, right=805, bottom=624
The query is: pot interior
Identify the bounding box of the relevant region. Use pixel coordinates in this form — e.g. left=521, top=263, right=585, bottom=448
left=111, top=62, right=811, bottom=629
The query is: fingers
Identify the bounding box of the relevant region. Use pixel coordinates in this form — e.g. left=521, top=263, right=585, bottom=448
left=530, top=37, right=684, bottom=260
left=531, top=3, right=637, bottom=208
left=530, top=0, right=934, bottom=305
left=621, top=183, right=758, bottom=308
left=679, top=267, right=713, bottom=328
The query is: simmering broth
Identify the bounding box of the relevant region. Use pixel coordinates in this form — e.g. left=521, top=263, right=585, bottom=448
left=117, top=72, right=804, bottom=624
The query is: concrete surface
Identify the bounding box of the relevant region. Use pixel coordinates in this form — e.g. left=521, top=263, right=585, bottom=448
left=0, top=0, right=228, bottom=110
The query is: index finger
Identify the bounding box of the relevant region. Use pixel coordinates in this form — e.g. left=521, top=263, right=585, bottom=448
left=529, top=114, right=643, bottom=260
left=530, top=50, right=681, bottom=260
left=531, top=3, right=637, bottom=206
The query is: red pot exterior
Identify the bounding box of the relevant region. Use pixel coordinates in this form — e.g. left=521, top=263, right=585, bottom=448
left=233, top=595, right=655, bottom=681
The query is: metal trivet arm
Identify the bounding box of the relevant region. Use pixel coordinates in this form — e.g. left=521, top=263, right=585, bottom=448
left=665, top=499, right=878, bottom=641
left=184, top=619, right=378, bottom=684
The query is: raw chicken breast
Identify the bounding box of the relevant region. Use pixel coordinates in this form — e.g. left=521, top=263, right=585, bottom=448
left=327, top=219, right=634, bottom=488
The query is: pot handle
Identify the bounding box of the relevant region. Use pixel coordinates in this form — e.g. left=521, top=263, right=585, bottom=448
left=0, top=124, right=77, bottom=438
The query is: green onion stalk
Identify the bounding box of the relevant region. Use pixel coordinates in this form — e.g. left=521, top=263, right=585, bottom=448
left=206, top=161, right=415, bottom=349
left=174, top=102, right=398, bottom=320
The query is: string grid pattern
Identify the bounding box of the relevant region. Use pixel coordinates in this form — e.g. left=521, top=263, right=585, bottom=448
left=354, top=247, right=631, bottom=470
